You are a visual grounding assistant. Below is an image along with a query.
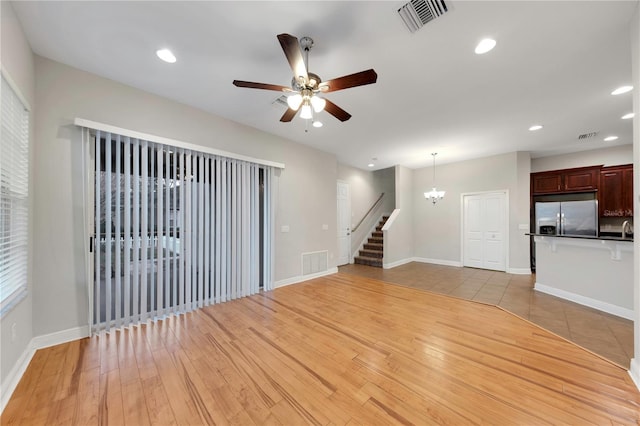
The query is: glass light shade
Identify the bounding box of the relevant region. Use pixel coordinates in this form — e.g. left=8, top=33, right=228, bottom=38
left=424, top=188, right=446, bottom=204
left=287, top=94, right=303, bottom=110
left=300, top=100, right=313, bottom=120
left=312, top=120, right=323, bottom=128
left=310, top=96, right=326, bottom=112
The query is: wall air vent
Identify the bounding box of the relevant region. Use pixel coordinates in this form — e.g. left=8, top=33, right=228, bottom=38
left=301, top=250, right=328, bottom=276
left=398, top=0, right=448, bottom=33
left=578, top=131, right=599, bottom=140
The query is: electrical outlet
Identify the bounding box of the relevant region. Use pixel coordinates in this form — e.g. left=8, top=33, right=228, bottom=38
left=11, top=323, right=17, bottom=342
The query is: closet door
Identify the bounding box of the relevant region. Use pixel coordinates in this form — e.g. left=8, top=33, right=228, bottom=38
left=463, top=192, right=506, bottom=271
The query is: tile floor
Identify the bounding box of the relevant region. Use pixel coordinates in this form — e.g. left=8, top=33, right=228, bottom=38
left=338, top=262, right=634, bottom=368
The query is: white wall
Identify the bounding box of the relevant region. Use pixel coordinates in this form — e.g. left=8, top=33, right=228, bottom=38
left=0, top=0, right=35, bottom=398
left=531, top=145, right=633, bottom=172
left=413, top=152, right=531, bottom=272
left=32, top=56, right=338, bottom=336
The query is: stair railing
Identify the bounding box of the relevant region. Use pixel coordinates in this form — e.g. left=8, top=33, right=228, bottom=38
left=352, top=192, right=385, bottom=233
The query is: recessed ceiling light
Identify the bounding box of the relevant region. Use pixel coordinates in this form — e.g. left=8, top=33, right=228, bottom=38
left=312, top=120, right=323, bottom=128
left=604, top=136, right=618, bottom=142
left=475, top=38, right=496, bottom=55
left=368, top=163, right=375, bottom=168
left=611, top=86, right=633, bottom=95
left=529, top=125, right=543, bottom=131
left=622, top=113, right=635, bottom=119
left=156, top=48, right=176, bottom=63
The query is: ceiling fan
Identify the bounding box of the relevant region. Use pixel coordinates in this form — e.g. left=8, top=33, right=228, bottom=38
left=233, top=33, right=377, bottom=123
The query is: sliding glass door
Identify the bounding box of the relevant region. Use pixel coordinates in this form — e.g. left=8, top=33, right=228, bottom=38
left=92, top=131, right=273, bottom=332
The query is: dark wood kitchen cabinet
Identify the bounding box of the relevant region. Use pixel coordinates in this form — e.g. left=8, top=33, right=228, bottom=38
left=531, top=166, right=601, bottom=194
left=599, top=164, right=633, bottom=217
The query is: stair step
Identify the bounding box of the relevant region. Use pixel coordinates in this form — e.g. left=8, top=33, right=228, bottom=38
left=364, top=243, right=383, bottom=250
left=359, top=249, right=383, bottom=258
left=354, top=256, right=383, bottom=268
left=372, top=231, right=383, bottom=238
left=368, top=237, right=383, bottom=244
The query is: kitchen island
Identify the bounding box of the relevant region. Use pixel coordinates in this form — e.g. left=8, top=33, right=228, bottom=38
left=532, top=234, right=633, bottom=319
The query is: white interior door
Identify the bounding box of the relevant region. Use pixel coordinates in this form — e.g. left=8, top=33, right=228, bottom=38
left=337, top=181, right=351, bottom=266
left=463, top=192, right=506, bottom=271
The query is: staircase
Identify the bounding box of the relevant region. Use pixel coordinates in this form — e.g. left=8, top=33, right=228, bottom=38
left=354, top=216, right=389, bottom=268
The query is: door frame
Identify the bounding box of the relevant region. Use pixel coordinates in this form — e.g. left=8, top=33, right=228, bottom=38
left=460, top=190, right=509, bottom=272
left=337, top=180, right=351, bottom=266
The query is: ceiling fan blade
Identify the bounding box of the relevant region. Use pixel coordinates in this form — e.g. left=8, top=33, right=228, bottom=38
left=233, top=80, right=291, bottom=92
left=280, top=108, right=298, bottom=122
left=319, top=69, right=378, bottom=93
left=277, top=33, right=308, bottom=84
left=324, top=99, right=352, bottom=122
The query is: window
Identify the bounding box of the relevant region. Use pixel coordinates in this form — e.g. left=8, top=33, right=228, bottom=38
left=0, top=73, right=30, bottom=316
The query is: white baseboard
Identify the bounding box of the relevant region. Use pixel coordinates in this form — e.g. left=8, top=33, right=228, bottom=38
left=629, top=358, right=640, bottom=391
left=1, top=325, right=90, bottom=414
left=507, top=267, right=532, bottom=275
left=383, top=258, right=413, bottom=269
left=534, top=282, right=634, bottom=320
left=31, top=325, right=90, bottom=349
left=412, top=257, right=463, bottom=267
left=384, top=257, right=464, bottom=269
left=274, top=267, right=338, bottom=288
left=0, top=342, right=36, bottom=413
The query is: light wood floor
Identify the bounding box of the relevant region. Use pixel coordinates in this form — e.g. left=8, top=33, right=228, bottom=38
left=340, top=262, right=634, bottom=368
left=3, top=273, right=640, bottom=425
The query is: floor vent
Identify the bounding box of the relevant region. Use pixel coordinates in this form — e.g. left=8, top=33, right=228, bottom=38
left=302, top=250, right=328, bottom=276
left=398, top=0, right=448, bottom=33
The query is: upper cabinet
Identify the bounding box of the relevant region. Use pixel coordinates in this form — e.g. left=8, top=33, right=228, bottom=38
left=531, top=166, right=601, bottom=195
left=599, top=164, right=633, bottom=217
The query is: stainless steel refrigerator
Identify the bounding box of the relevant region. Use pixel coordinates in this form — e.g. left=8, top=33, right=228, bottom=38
left=535, top=199, right=598, bottom=236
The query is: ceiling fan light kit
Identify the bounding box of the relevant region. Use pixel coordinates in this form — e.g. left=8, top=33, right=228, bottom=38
left=232, top=33, right=377, bottom=125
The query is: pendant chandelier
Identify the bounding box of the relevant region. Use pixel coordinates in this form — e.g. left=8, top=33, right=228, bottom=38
left=424, top=152, right=445, bottom=204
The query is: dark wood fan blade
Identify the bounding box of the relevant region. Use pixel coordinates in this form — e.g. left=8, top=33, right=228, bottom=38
left=324, top=99, right=351, bottom=122
left=233, top=80, right=291, bottom=91
left=280, top=108, right=298, bottom=122
left=277, top=33, right=308, bottom=84
left=320, top=69, right=378, bottom=93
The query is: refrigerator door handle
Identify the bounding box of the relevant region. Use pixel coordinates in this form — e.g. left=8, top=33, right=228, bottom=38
left=556, top=212, right=561, bottom=234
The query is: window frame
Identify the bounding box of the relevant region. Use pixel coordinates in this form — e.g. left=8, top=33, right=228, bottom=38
left=0, top=69, right=31, bottom=317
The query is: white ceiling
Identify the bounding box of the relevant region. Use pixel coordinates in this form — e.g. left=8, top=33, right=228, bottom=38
left=11, top=1, right=637, bottom=170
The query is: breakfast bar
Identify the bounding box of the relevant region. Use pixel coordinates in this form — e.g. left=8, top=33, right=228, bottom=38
left=533, top=234, right=633, bottom=320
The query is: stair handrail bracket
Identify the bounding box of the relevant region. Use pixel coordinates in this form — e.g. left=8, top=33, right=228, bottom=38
left=352, top=193, right=385, bottom=233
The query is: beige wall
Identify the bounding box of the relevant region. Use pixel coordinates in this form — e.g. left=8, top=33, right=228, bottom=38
left=336, top=164, right=395, bottom=256
left=531, top=145, right=633, bottom=172
left=32, top=56, right=338, bottom=336
left=412, top=152, right=531, bottom=272
left=0, top=0, right=35, bottom=396
left=384, top=165, right=413, bottom=266
left=630, top=1, right=640, bottom=389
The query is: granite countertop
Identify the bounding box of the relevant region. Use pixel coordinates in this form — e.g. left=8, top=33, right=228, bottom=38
left=527, top=233, right=633, bottom=242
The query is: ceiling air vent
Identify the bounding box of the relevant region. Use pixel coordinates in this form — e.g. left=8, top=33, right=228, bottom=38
left=578, top=131, right=599, bottom=140
left=271, top=95, right=288, bottom=109
left=398, top=0, right=448, bottom=33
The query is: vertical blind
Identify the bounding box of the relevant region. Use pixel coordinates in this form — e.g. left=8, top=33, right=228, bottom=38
left=0, top=74, right=30, bottom=316
left=92, top=130, right=274, bottom=331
